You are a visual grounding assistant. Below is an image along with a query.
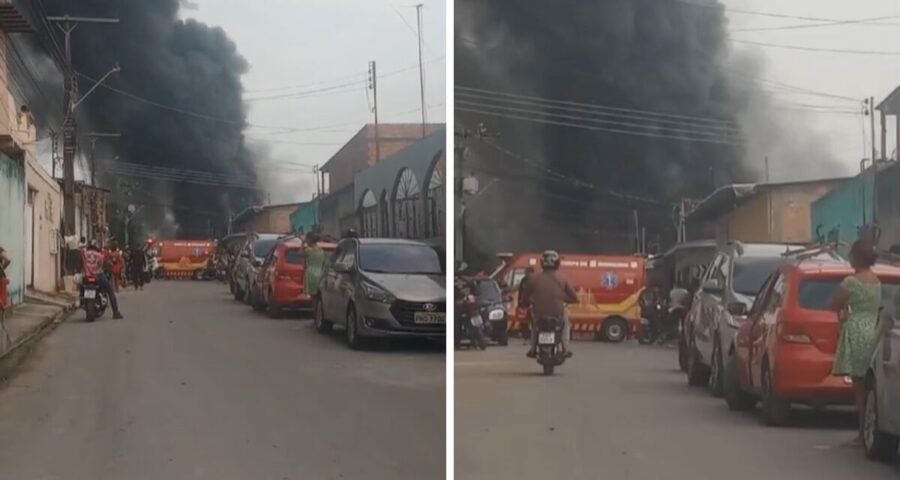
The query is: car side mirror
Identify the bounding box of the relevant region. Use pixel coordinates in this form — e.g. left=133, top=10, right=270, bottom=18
left=703, top=279, right=723, bottom=294
left=332, top=263, right=350, bottom=274
left=727, top=302, right=747, bottom=316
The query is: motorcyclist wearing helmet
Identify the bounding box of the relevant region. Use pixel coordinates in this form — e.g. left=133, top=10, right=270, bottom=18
left=519, top=250, right=577, bottom=358
left=81, top=240, right=123, bottom=319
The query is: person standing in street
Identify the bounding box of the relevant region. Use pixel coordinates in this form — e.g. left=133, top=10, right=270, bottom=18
left=130, top=245, right=146, bottom=290
left=304, top=233, right=326, bottom=311
left=829, top=240, right=881, bottom=446
left=0, top=246, right=10, bottom=312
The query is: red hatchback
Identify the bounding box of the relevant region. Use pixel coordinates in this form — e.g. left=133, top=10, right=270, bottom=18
left=725, top=252, right=900, bottom=425
left=254, top=236, right=336, bottom=317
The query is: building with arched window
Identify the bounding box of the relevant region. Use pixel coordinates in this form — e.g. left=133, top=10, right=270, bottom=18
left=352, top=127, right=445, bottom=245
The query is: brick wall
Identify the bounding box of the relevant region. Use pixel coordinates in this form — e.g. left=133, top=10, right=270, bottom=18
left=322, top=123, right=443, bottom=192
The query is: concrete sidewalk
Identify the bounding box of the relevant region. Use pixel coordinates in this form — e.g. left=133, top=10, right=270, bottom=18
left=0, top=290, right=76, bottom=362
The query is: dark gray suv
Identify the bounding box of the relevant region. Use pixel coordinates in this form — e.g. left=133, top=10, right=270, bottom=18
left=314, top=238, right=445, bottom=349
left=685, top=242, right=792, bottom=396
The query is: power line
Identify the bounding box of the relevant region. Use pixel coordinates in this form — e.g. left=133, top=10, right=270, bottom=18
left=244, top=79, right=363, bottom=102
left=243, top=56, right=444, bottom=95
left=671, top=0, right=900, bottom=24
left=456, top=87, right=742, bottom=133
left=455, top=98, right=742, bottom=142
left=732, top=15, right=900, bottom=32
left=730, top=38, right=900, bottom=56
left=466, top=130, right=666, bottom=206
left=458, top=105, right=741, bottom=146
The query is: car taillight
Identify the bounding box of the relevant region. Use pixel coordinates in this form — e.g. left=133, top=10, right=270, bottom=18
left=777, top=322, right=813, bottom=344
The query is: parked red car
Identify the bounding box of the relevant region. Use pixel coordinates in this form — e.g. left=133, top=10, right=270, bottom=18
left=725, top=252, right=900, bottom=426
left=251, top=236, right=336, bottom=317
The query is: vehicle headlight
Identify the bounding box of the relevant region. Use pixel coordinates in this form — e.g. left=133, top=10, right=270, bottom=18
left=362, top=281, right=395, bottom=303
left=488, top=309, right=505, bottom=321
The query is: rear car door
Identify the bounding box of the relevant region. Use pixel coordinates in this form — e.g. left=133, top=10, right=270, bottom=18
left=750, top=272, right=784, bottom=388
left=335, top=241, right=358, bottom=314
left=321, top=243, right=345, bottom=319
left=262, top=248, right=279, bottom=300
left=882, top=288, right=900, bottom=431
left=696, top=254, right=725, bottom=358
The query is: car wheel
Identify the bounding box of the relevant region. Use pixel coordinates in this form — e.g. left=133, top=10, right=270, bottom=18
left=345, top=304, right=365, bottom=350
left=678, top=332, right=689, bottom=372
left=314, top=298, right=333, bottom=334
left=497, top=323, right=509, bottom=347
left=724, top=350, right=757, bottom=411
left=708, top=338, right=725, bottom=397
left=266, top=291, right=281, bottom=318
left=760, top=363, right=791, bottom=426
left=863, top=378, right=900, bottom=462
left=601, top=316, right=628, bottom=343
left=687, top=336, right=710, bottom=387
left=233, top=284, right=243, bottom=301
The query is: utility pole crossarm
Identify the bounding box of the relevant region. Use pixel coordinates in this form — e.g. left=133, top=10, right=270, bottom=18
left=47, top=16, right=120, bottom=24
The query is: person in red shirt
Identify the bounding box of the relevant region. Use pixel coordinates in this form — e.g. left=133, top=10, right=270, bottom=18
left=82, top=241, right=123, bottom=319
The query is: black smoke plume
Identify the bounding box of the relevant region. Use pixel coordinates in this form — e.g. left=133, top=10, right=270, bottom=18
left=456, top=0, right=753, bottom=265
left=29, top=0, right=257, bottom=240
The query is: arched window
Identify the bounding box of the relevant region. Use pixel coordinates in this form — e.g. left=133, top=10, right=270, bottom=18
left=393, top=168, right=420, bottom=238
left=379, top=190, right=390, bottom=237
left=359, top=190, right=378, bottom=237
left=426, top=154, right=445, bottom=238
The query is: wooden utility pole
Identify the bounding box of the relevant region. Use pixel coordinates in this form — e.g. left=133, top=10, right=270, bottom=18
left=47, top=15, right=120, bottom=237
left=880, top=107, right=887, bottom=163
left=368, top=61, right=381, bottom=162
left=415, top=4, right=426, bottom=138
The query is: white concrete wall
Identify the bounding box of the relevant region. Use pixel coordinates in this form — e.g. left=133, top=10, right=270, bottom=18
left=24, top=156, right=61, bottom=293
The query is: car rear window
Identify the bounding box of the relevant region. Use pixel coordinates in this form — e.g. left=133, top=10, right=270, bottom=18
left=252, top=239, right=277, bottom=258
left=732, top=257, right=787, bottom=296
left=799, top=278, right=900, bottom=317
left=284, top=248, right=304, bottom=265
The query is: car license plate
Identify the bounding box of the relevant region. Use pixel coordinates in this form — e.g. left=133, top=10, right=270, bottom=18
left=470, top=315, right=483, bottom=327
left=83, top=289, right=96, bottom=299
left=414, top=312, right=445, bottom=325
left=538, top=332, right=555, bottom=344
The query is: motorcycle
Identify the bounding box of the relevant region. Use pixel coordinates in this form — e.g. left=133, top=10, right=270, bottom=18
left=535, top=315, right=566, bottom=375
left=456, top=294, right=488, bottom=350
left=638, top=302, right=665, bottom=345
left=79, top=275, right=109, bottom=322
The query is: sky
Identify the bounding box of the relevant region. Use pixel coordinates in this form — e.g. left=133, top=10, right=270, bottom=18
left=183, top=0, right=446, bottom=204
left=720, top=0, right=900, bottom=179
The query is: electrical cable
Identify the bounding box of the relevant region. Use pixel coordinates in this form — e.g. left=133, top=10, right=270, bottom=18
left=732, top=15, right=900, bottom=32
left=456, top=90, right=743, bottom=135
left=729, top=38, right=900, bottom=56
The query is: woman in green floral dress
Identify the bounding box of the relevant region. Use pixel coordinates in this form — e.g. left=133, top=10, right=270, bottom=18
left=829, top=240, right=881, bottom=446
left=304, top=232, right=326, bottom=310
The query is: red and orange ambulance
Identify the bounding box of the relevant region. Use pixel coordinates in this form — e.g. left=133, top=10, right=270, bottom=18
left=492, top=252, right=646, bottom=342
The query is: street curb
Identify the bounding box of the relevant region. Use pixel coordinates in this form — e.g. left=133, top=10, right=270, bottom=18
left=0, top=305, right=76, bottom=383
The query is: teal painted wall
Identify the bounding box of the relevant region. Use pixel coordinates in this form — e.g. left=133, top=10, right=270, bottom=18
left=0, top=153, right=25, bottom=306
left=810, top=170, right=873, bottom=245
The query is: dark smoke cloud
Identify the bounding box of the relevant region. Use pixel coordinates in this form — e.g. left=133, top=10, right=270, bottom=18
left=32, top=0, right=258, bottom=239
left=456, top=0, right=754, bottom=262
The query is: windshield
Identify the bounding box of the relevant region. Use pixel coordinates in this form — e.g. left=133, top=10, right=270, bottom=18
left=732, top=257, right=786, bottom=296
left=359, top=244, right=443, bottom=275
left=799, top=278, right=900, bottom=317
left=284, top=248, right=304, bottom=265
left=252, top=239, right=278, bottom=259
left=474, top=280, right=502, bottom=302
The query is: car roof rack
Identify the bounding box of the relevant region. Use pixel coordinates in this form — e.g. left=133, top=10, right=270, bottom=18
left=781, top=242, right=847, bottom=261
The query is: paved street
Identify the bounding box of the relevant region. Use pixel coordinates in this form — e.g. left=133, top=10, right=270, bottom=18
left=0, top=281, right=444, bottom=480
left=456, top=340, right=900, bottom=480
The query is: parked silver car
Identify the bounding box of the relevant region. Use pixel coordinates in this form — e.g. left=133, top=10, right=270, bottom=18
left=314, top=238, right=445, bottom=349
left=685, top=242, right=791, bottom=396
left=231, top=233, right=279, bottom=303
left=864, top=288, right=900, bottom=462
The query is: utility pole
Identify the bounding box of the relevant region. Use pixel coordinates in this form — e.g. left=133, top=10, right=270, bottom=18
left=870, top=97, right=877, bottom=162
left=83, top=132, right=121, bottom=186
left=880, top=106, right=887, bottom=163
left=47, top=14, right=120, bottom=239
left=415, top=3, right=426, bottom=138
left=764, top=156, right=770, bottom=183
left=368, top=61, right=380, bottom=162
